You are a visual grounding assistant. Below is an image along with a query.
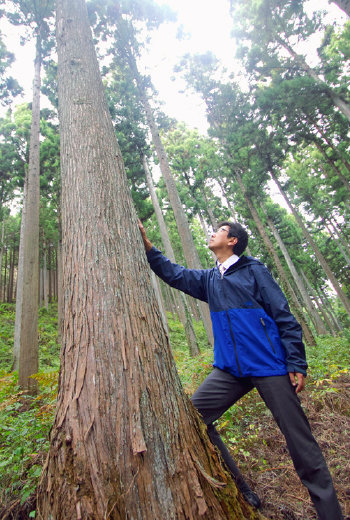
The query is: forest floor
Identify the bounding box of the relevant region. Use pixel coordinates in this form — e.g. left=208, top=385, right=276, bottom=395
left=0, top=303, right=350, bottom=519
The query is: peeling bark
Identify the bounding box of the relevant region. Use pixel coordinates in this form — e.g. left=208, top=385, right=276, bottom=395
left=37, top=2, right=258, bottom=518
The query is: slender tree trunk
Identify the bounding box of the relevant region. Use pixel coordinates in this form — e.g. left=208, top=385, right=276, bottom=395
left=198, top=212, right=216, bottom=263
left=39, top=268, right=44, bottom=308
left=141, top=153, right=200, bottom=356
left=43, top=241, right=49, bottom=310
left=202, top=189, right=218, bottom=230
left=234, top=171, right=316, bottom=345
left=264, top=211, right=328, bottom=335
left=313, top=141, right=350, bottom=194
left=57, top=206, right=63, bottom=344
left=38, top=3, right=253, bottom=518
left=188, top=294, right=201, bottom=322
left=9, top=245, right=15, bottom=303
left=324, top=223, right=350, bottom=265
left=49, top=244, right=52, bottom=304
left=301, top=270, right=337, bottom=337
left=270, top=169, right=350, bottom=317
left=134, top=67, right=214, bottom=346
left=327, top=218, right=350, bottom=259
left=17, top=32, right=41, bottom=391
left=279, top=37, right=350, bottom=121
left=317, top=287, right=343, bottom=333
left=3, top=247, right=7, bottom=303
left=309, top=115, right=350, bottom=176
left=0, top=219, right=5, bottom=300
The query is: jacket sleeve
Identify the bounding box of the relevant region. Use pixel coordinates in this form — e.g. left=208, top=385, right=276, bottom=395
left=146, top=247, right=209, bottom=303
left=252, top=265, right=308, bottom=376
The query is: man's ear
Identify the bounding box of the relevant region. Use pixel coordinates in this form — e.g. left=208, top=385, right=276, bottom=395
left=228, top=237, right=238, bottom=251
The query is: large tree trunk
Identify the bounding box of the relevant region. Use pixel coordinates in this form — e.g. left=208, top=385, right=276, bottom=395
left=17, top=33, right=41, bottom=391
left=270, top=169, right=350, bottom=318
left=234, top=171, right=316, bottom=346
left=37, top=3, right=257, bottom=518
left=141, top=153, right=200, bottom=356
left=264, top=212, right=328, bottom=335
left=132, top=65, right=214, bottom=345
left=279, top=37, right=350, bottom=122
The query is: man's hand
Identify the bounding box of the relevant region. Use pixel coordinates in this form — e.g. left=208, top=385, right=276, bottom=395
left=289, top=372, right=305, bottom=393
left=138, top=219, right=153, bottom=253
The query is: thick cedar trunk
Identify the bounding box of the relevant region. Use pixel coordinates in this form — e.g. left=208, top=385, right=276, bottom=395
left=278, top=37, right=350, bottom=122
left=132, top=64, right=214, bottom=346
left=38, top=2, right=256, bottom=518
left=141, top=153, right=200, bottom=357
left=235, top=172, right=316, bottom=346
left=270, top=170, right=350, bottom=318
left=17, top=33, right=41, bottom=391
left=264, top=212, right=328, bottom=336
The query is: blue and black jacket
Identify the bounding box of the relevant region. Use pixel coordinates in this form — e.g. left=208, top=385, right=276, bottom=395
left=147, top=247, right=307, bottom=378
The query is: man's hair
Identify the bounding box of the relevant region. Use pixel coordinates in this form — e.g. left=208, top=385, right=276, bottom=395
left=218, top=221, right=248, bottom=256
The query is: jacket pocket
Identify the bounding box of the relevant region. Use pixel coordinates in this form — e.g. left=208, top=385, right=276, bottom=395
left=260, top=318, right=276, bottom=354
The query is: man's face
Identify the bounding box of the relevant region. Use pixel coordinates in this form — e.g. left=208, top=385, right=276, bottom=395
left=209, top=225, right=232, bottom=252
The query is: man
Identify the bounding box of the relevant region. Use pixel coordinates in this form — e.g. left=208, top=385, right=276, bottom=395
left=138, top=219, right=343, bottom=520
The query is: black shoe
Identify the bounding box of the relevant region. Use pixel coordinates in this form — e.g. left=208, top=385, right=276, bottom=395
left=240, top=488, right=261, bottom=509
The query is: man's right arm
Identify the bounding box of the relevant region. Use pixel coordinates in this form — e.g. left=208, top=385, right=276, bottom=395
left=138, top=220, right=209, bottom=302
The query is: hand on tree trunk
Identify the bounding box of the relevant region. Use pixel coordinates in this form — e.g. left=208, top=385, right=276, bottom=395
left=138, top=219, right=153, bottom=252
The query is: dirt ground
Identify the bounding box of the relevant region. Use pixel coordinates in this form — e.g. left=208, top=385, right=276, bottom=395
left=229, top=375, right=350, bottom=519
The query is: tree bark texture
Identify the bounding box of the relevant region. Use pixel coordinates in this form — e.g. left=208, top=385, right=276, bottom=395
left=235, top=172, right=316, bottom=346
left=37, top=3, right=257, bottom=519
left=270, top=170, right=350, bottom=318
left=141, top=153, right=200, bottom=357
left=17, top=33, right=41, bottom=391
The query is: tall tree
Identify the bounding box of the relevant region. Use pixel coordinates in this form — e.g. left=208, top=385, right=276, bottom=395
left=230, top=0, right=350, bottom=121
left=6, top=0, right=55, bottom=386
left=38, top=1, right=257, bottom=518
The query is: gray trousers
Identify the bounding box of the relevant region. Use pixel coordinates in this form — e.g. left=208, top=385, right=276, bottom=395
left=191, top=368, right=343, bottom=520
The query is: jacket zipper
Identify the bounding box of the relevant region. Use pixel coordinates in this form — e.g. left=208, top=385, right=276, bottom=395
left=260, top=318, right=276, bottom=354
left=226, top=311, right=243, bottom=377
left=218, top=268, right=243, bottom=377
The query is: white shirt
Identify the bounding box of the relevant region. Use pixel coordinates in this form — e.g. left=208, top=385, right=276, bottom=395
left=217, top=254, right=240, bottom=277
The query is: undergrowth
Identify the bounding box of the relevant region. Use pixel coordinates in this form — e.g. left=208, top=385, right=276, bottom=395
left=0, top=305, right=349, bottom=517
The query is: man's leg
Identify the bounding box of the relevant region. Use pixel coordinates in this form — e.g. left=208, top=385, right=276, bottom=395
left=191, top=368, right=261, bottom=508
left=254, top=375, right=343, bottom=520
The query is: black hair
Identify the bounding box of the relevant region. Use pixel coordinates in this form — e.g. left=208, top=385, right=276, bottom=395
left=217, top=221, right=248, bottom=256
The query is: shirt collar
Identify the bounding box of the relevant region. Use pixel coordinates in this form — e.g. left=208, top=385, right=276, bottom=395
left=217, top=254, right=240, bottom=271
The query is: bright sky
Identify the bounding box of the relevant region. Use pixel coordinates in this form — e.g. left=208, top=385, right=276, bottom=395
left=0, top=0, right=346, bottom=129
left=0, top=0, right=346, bottom=212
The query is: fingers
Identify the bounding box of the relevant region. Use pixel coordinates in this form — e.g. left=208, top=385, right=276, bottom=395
left=289, top=372, right=305, bottom=393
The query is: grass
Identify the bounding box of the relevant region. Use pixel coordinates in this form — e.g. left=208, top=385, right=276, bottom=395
left=0, top=304, right=349, bottom=518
